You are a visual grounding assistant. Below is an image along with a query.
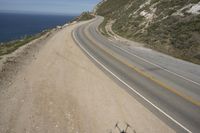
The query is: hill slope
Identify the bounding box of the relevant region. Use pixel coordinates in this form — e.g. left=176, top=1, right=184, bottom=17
left=96, top=0, right=200, bottom=64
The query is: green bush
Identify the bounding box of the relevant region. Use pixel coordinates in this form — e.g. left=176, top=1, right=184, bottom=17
left=0, top=32, right=46, bottom=56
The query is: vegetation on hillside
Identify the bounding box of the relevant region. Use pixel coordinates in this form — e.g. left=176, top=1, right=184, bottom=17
left=96, top=0, right=200, bottom=64
left=76, top=12, right=95, bottom=21
left=0, top=32, right=47, bottom=56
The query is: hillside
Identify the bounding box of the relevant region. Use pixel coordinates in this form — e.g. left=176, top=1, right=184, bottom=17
left=75, top=12, right=95, bottom=21
left=95, top=0, right=200, bottom=64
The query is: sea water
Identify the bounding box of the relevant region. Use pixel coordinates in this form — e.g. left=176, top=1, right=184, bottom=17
left=0, top=12, right=76, bottom=43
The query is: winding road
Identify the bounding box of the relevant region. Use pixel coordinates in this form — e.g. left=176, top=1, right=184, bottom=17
left=73, top=16, right=200, bottom=133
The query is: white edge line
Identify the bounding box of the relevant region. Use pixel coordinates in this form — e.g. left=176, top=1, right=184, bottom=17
left=94, top=25, right=200, bottom=87
left=112, top=43, right=200, bottom=86
left=72, top=30, right=192, bottom=133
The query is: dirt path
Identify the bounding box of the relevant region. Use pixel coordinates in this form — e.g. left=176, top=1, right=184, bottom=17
left=0, top=22, right=174, bottom=133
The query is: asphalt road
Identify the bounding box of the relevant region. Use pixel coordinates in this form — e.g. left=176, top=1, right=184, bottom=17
left=72, top=16, right=200, bottom=133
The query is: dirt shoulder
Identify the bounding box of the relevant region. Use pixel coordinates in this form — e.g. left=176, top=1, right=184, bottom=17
left=0, top=30, right=54, bottom=90
left=0, top=21, right=174, bottom=133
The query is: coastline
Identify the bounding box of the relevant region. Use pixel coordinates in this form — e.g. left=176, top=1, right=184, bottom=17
left=0, top=23, right=62, bottom=89
left=0, top=14, right=76, bottom=57
left=0, top=19, right=78, bottom=89
left=0, top=12, right=76, bottom=43
left=0, top=30, right=49, bottom=56
left=0, top=28, right=51, bottom=89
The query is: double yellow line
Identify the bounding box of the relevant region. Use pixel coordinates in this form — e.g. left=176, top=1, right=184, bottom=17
left=83, top=26, right=200, bottom=107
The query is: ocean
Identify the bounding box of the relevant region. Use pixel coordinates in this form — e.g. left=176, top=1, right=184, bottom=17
left=0, top=13, right=76, bottom=43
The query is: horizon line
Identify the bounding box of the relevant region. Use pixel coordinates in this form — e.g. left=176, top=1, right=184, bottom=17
left=0, top=10, right=81, bottom=16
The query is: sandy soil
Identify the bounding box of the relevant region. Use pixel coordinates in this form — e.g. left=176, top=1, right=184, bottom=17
left=0, top=22, right=174, bottom=133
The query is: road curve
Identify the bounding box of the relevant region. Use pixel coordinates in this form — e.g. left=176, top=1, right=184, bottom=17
left=72, top=16, right=200, bottom=133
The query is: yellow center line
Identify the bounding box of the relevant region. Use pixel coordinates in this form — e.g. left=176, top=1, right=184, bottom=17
left=84, top=27, right=200, bottom=107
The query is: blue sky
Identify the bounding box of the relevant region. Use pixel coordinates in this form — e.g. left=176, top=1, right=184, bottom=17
left=0, top=0, right=100, bottom=15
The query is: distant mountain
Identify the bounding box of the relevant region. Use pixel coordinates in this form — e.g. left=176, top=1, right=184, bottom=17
left=95, top=0, right=200, bottom=64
